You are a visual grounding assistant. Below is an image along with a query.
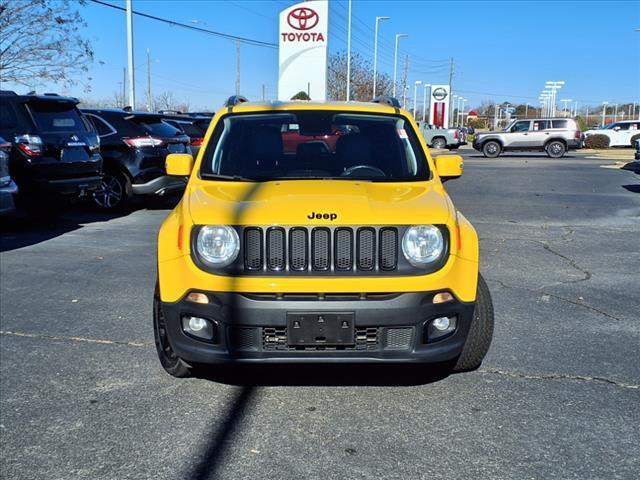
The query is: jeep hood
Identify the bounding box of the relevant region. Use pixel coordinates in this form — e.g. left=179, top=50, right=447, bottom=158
left=187, top=180, right=452, bottom=226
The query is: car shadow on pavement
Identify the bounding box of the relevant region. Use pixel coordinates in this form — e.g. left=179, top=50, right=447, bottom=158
left=0, top=208, right=133, bottom=252
left=193, top=363, right=454, bottom=386
left=622, top=184, right=640, bottom=194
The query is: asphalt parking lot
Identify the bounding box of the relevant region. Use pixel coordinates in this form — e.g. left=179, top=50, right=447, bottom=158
left=1, top=151, right=639, bottom=480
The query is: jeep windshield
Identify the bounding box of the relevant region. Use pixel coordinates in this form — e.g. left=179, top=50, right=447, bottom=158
left=200, top=111, right=430, bottom=182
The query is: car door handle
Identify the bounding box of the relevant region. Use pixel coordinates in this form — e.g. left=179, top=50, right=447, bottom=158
left=523, top=133, right=528, bottom=135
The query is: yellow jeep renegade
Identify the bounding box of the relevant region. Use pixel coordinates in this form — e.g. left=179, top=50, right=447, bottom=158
left=154, top=95, right=493, bottom=377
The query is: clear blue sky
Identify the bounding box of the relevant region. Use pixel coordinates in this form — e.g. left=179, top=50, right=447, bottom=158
left=18, top=0, right=640, bottom=110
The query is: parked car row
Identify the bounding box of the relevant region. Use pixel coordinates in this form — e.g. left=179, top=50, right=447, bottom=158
left=0, top=90, right=213, bottom=215
left=583, top=120, right=640, bottom=147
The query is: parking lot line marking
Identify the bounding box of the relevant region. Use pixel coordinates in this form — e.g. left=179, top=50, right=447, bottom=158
left=0, top=330, right=151, bottom=348
left=480, top=367, right=639, bottom=390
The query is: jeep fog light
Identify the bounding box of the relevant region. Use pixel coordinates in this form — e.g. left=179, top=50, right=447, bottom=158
left=432, top=316, right=450, bottom=331
left=425, top=316, right=457, bottom=343
left=433, top=292, right=454, bottom=304
left=182, top=315, right=215, bottom=341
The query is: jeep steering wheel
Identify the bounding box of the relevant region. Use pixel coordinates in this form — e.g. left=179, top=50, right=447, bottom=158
left=341, top=165, right=386, bottom=178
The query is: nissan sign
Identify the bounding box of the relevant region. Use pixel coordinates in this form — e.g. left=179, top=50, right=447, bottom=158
left=278, top=1, right=328, bottom=101
left=432, top=88, right=448, bottom=101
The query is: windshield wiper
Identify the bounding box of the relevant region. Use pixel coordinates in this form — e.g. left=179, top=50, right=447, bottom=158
left=200, top=173, right=258, bottom=181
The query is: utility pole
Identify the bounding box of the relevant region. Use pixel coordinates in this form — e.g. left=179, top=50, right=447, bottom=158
left=525, top=103, right=529, bottom=118
left=235, top=39, right=241, bottom=95
left=346, top=0, right=352, bottom=101
left=146, top=49, right=152, bottom=112
left=126, top=0, right=135, bottom=108
left=122, top=67, right=126, bottom=108
left=448, top=58, right=454, bottom=127
left=262, top=84, right=266, bottom=101
left=401, top=54, right=409, bottom=107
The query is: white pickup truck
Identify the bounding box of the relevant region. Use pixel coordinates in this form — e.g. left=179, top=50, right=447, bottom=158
left=419, top=123, right=467, bottom=150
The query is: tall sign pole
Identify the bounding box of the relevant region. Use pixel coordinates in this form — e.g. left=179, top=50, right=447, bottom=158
left=126, top=0, right=135, bottom=108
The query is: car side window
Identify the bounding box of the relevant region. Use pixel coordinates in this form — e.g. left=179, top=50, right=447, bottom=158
left=531, top=120, right=549, bottom=131
left=616, top=123, right=629, bottom=131
left=0, top=103, right=18, bottom=131
left=511, top=121, right=530, bottom=132
left=86, top=114, right=116, bottom=137
left=552, top=120, right=569, bottom=129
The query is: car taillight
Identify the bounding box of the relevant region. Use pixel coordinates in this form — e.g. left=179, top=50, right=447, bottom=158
left=454, top=130, right=459, bottom=139
left=123, top=137, right=164, bottom=148
left=190, top=137, right=204, bottom=146
left=14, top=134, right=43, bottom=156
left=575, top=130, right=582, bottom=139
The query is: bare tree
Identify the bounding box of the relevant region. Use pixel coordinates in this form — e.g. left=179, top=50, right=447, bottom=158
left=0, top=0, right=94, bottom=89
left=328, top=51, right=393, bottom=102
left=154, top=91, right=178, bottom=112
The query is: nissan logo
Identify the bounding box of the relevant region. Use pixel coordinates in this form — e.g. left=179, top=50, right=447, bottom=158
left=432, top=88, right=448, bottom=101
left=287, top=7, right=319, bottom=31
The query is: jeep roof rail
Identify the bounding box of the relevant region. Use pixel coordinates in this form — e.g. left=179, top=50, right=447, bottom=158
left=224, top=95, right=248, bottom=108
left=370, top=96, right=401, bottom=108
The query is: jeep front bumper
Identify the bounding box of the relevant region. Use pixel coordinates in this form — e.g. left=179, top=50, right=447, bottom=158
left=160, top=291, right=475, bottom=365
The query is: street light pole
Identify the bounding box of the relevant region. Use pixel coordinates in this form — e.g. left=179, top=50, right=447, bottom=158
left=393, top=34, right=408, bottom=98
left=413, top=80, right=422, bottom=118
left=422, top=83, right=431, bottom=124
left=614, top=103, right=618, bottom=122
left=125, top=0, right=135, bottom=108
left=372, top=16, right=389, bottom=98
left=602, top=102, right=608, bottom=126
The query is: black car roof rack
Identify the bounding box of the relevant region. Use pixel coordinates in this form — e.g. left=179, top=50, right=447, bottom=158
left=370, top=96, right=401, bottom=108
left=224, top=95, right=248, bottom=108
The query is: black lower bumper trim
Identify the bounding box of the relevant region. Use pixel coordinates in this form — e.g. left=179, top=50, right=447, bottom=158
left=160, top=291, right=476, bottom=365
left=131, top=175, right=186, bottom=195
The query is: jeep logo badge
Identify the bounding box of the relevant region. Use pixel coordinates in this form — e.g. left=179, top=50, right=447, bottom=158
left=307, top=211, right=337, bottom=221
left=432, top=88, right=448, bottom=101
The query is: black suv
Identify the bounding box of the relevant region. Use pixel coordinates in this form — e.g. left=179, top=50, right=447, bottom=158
left=160, top=114, right=210, bottom=157
left=0, top=91, right=102, bottom=211
left=82, top=109, right=191, bottom=210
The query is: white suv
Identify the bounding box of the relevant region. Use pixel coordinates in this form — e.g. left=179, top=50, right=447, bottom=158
left=584, top=121, right=640, bottom=147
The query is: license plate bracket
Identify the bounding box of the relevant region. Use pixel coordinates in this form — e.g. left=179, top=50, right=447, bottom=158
left=287, top=312, right=355, bottom=347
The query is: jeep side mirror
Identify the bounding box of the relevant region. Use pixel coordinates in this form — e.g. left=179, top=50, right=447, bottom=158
left=435, top=154, right=463, bottom=182
left=613, top=126, right=621, bottom=131
left=166, top=153, right=194, bottom=176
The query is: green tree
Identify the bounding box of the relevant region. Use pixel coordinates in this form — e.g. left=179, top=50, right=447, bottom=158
left=291, top=91, right=311, bottom=101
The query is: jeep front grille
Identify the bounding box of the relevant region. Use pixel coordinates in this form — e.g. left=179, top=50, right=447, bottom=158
left=242, top=226, right=398, bottom=274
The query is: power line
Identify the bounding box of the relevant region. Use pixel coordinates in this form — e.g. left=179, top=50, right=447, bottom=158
left=88, top=0, right=278, bottom=48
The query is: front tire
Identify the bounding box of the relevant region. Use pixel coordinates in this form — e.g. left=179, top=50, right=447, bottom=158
left=453, top=274, right=494, bottom=372
left=153, top=284, right=193, bottom=378
left=546, top=140, right=566, bottom=158
left=482, top=140, right=501, bottom=158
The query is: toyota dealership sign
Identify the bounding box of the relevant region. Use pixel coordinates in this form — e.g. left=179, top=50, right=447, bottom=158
left=278, top=1, right=328, bottom=101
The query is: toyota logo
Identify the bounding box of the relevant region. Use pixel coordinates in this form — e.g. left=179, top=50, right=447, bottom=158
left=287, top=7, right=319, bottom=31
left=432, top=88, right=448, bottom=101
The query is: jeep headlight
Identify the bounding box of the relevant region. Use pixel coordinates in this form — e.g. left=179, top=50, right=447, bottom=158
left=196, top=226, right=240, bottom=267
left=402, top=225, right=444, bottom=266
